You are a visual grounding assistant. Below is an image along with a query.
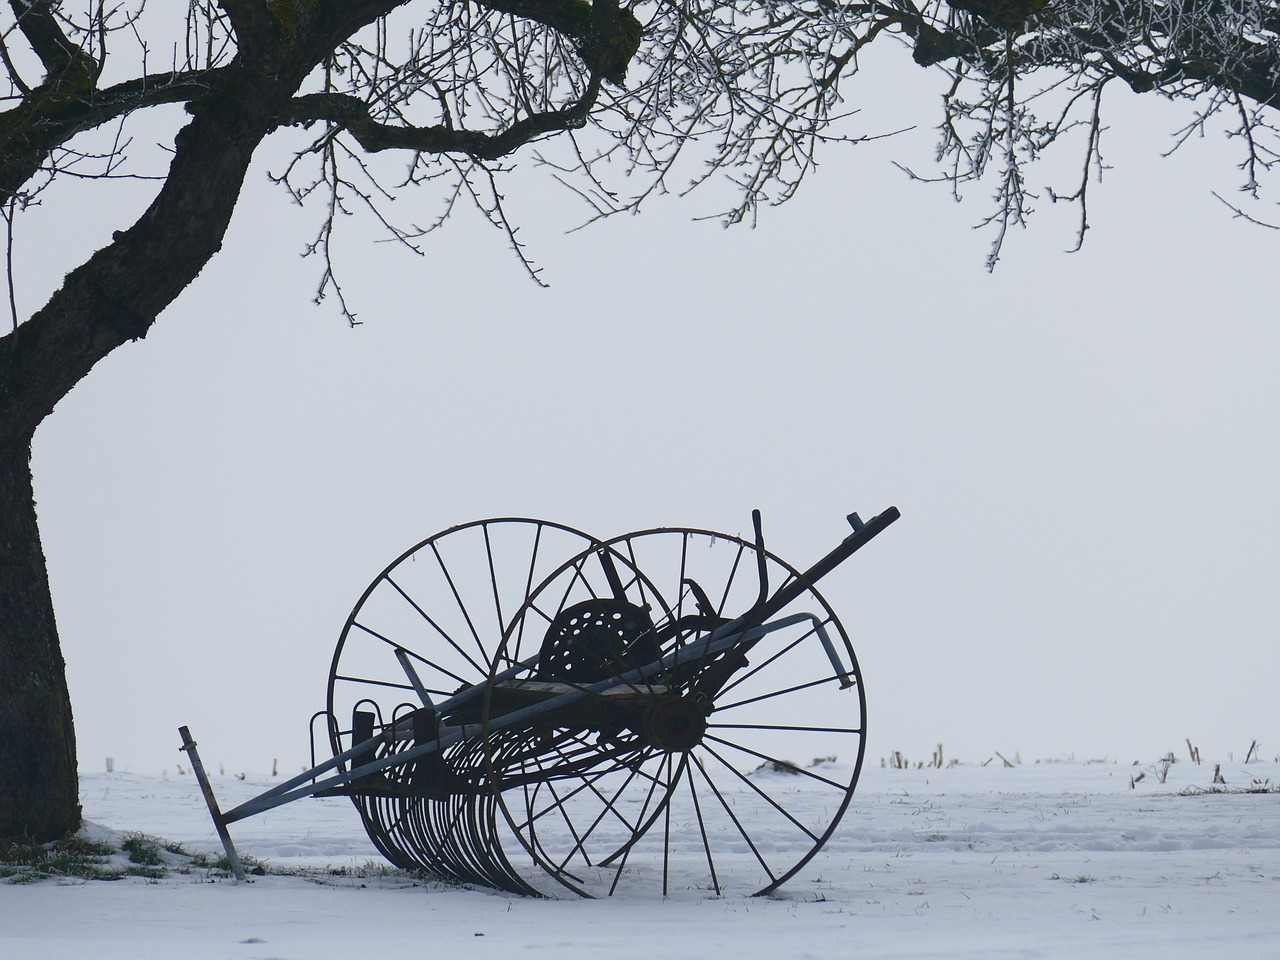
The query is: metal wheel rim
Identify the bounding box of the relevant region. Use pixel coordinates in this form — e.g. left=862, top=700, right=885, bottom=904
left=481, top=526, right=868, bottom=898
left=326, top=517, right=603, bottom=890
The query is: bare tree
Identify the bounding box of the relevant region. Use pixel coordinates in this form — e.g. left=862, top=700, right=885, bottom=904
left=0, top=0, right=888, bottom=843
left=1, top=0, right=1278, bottom=842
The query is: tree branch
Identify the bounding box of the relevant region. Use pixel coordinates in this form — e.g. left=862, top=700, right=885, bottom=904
left=472, top=0, right=641, bottom=82
left=0, top=62, right=282, bottom=441
left=8, top=0, right=87, bottom=79
left=0, top=69, right=216, bottom=199
left=216, top=0, right=281, bottom=66
left=276, top=77, right=603, bottom=160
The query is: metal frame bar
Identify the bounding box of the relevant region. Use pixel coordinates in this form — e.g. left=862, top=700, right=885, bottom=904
left=218, top=614, right=793, bottom=823
left=178, top=725, right=248, bottom=882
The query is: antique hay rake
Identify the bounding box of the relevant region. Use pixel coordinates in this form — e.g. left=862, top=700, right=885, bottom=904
left=181, top=506, right=899, bottom=897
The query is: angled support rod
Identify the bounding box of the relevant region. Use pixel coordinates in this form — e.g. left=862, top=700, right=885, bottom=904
left=178, top=725, right=248, bottom=882
left=394, top=646, right=434, bottom=707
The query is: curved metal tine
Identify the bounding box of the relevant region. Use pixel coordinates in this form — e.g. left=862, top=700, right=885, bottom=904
left=470, top=796, right=530, bottom=894
left=416, top=791, right=488, bottom=889
left=548, top=749, right=660, bottom=876
left=595, top=750, right=687, bottom=870
left=420, top=796, right=484, bottom=884
left=515, top=743, right=663, bottom=840
left=603, top=752, right=678, bottom=895
left=368, top=734, right=523, bottom=893
left=450, top=742, right=529, bottom=896
left=476, top=737, right=546, bottom=894
left=539, top=738, right=651, bottom=865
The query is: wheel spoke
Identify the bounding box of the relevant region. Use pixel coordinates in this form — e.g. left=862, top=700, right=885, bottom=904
left=714, top=620, right=821, bottom=701
left=429, top=540, right=489, bottom=668
left=533, top=769, right=592, bottom=866
left=714, top=674, right=845, bottom=712
left=514, top=737, right=661, bottom=832
left=662, top=754, right=675, bottom=897
left=714, top=541, right=748, bottom=616
left=682, top=540, right=747, bottom=682
left=622, top=538, right=654, bottom=615
left=512, top=522, right=546, bottom=660
left=686, top=759, right=721, bottom=896
left=600, top=752, right=669, bottom=886
left=332, top=673, right=417, bottom=693
left=349, top=622, right=474, bottom=688
left=698, top=741, right=822, bottom=843
left=483, top=524, right=506, bottom=641
left=383, top=575, right=489, bottom=676
left=546, top=738, right=640, bottom=838
left=702, top=734, right=849, bottom=793
left=552, top=551, right=603, bottom=614
left=692, top=753, right=777, bottom=885
left=708, top=722, right=863, bottom=736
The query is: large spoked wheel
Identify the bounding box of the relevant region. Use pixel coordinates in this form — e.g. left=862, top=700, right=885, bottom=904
left=481, top=527, right=868, bottom=898
left=326, top=518, right=602, bottom=891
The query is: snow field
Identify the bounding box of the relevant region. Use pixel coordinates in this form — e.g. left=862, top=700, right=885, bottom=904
left=2, top=757, right=1277, bottom=959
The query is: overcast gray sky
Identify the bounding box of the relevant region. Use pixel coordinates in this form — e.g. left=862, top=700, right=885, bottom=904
left=19, top=46, right=1278, bottom=778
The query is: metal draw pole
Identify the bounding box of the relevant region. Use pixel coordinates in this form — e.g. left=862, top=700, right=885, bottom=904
left=178, top=725, right=248, bottom=882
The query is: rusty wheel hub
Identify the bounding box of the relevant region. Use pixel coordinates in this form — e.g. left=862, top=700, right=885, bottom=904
left=643, top=696, right=709, bottom=752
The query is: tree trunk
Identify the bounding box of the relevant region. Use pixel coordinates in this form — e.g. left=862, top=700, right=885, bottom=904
left=0, top=59, right=297, bottom=842
left=0, top=439, right=80, bottom=840
left=0, top=16, right=380, bottom=842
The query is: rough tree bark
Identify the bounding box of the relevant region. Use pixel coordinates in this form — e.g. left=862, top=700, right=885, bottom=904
left=0, top=443, right=79, bottom=839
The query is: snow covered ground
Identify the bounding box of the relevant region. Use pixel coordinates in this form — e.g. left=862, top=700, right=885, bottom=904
left=3, top=757, right=1278, bottom=959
